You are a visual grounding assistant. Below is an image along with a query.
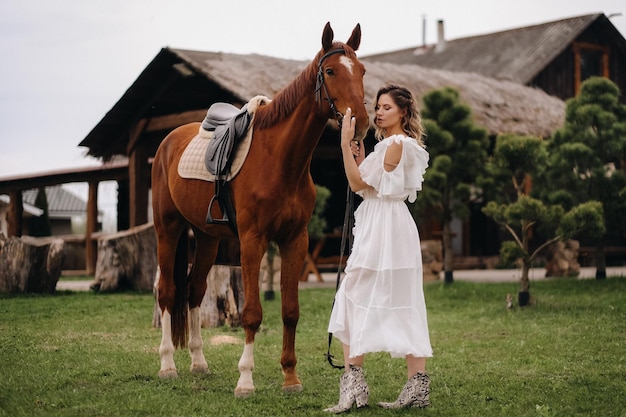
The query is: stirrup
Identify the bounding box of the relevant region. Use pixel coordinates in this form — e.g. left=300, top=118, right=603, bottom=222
left=205, top=194, right=230, bottom=224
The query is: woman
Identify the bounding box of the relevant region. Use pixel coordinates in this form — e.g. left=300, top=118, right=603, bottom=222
left=324, top=84, right=432, bottom=413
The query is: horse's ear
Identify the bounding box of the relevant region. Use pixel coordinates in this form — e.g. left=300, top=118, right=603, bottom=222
left=346, top=23, right=361, bottom=51
left=322, top=22, right=334, bottom=52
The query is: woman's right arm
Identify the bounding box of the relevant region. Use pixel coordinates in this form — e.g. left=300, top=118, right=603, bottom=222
left=341, top=108, right=370, bottom=193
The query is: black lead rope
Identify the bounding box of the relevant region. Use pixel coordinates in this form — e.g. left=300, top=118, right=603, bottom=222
left=325, top=185, right=355, bottom=370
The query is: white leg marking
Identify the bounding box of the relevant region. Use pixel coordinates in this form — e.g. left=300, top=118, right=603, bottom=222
left=340, top=56, right=354, bottom=74
left=158, top=310, right=177, bottom=378
left=235, top=343, right=255, bottom=397
left=188, top=307, right=208, bottom=374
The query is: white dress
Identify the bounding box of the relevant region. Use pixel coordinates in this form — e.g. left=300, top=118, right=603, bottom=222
left=327, top=134, right=433, bottom=359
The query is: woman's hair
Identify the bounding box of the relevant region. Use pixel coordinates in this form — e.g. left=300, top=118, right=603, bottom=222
left=373, top=84, right=425, bottom=147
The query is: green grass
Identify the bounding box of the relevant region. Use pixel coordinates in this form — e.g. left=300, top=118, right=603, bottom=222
left=1, top=278, right=625, bottom=417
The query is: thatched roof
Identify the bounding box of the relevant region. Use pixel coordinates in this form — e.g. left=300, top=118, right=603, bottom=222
left=173, top=48, right=565, bottom=137
left=80, top=47, right=565, bottom=160
left=362, top=61, right=563, bottom=138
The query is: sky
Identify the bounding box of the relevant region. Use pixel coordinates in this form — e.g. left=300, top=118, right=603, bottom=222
left=0, top=0, right=624, bottom=183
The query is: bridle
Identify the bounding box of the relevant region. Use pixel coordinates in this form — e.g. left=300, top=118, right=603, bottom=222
left=315, top=48, right=348, bottom=128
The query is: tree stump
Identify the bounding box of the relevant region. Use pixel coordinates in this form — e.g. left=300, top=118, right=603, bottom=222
left=152, top=265, right=244, bottom=328
left=91, top=223, right=157, bottom=292
left=545, top=239, right=581, bottom=277
left=260, top=247, right=280, bottom=299
left=0, top=234, right=65, bottom=293
left=421, top=240, right=443, bottom=281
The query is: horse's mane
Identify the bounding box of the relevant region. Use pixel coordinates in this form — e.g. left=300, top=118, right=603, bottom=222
left=254, top=42, right=354, bottom=130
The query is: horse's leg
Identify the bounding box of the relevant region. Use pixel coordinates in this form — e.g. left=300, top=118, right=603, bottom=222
left=277, top=232, right=307, bottom=392
left=152, top=153, right=190, bottom=378
left=235, top=235, right=268, bottom=398
left=156, top=220, right=188, bottom=379
left=187, top=231, right=220, bottom=374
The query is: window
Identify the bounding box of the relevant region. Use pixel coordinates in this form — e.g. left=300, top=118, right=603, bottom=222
left=572, top=42, right=610, bottom=93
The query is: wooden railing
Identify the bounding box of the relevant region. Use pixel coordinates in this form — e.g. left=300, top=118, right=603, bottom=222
left=0, top=161, right=129, bottom=275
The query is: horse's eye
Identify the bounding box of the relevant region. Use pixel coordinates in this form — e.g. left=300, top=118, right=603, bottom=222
left=325, top=68, right=334, bottom=76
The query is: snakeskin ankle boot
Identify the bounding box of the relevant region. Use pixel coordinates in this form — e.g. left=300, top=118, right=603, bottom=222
left=323, top=365, right=369, bottom=413
left=377, top=372, right=430, bottom=409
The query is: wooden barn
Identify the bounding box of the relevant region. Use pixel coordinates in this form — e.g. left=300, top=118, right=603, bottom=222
left=74, top=48, right=564, bottom=264
left=363, top=13, right=626, bottom=103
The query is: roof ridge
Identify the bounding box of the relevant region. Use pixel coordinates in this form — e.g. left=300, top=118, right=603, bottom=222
left=439, top=13, right=601, bottom=45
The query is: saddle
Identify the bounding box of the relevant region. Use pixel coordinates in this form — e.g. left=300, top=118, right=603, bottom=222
left=202, top=102, right=253, bottom=176
left=199, top=97, right=267, bottom=235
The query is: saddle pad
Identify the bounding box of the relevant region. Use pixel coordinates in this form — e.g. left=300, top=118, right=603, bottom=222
left=178, top=95, right=270, bottom=182
left=178, top=126, right=253, bottom=182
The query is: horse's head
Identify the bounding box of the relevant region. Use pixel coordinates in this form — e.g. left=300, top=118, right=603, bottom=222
left=315, top=22, right=368, bottom=141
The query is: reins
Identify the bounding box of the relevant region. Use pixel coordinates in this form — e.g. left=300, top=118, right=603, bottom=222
left=315, top=47, right=356, bottom=369
left=325, top=184, right=355, bottom=370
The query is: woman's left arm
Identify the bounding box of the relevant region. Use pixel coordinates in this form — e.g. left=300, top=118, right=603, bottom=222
left=383, top=140, right=402, bottom=172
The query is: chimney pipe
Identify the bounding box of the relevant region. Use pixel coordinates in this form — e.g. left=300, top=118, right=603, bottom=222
left=436, top=19, right=446, bottom=52
left=422, top=15, right=427, bottom=47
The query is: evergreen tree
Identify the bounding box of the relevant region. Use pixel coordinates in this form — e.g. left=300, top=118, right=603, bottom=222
left=29, top=187, right=52, bottom=237
left=416, top=87, right=490, bottom=283
left=538, top=76, right=626, bottom=279
left=482, top=134, right=605, bottom=306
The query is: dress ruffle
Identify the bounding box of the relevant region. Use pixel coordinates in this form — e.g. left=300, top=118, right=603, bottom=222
left=358, top=135, right=429, bottom=203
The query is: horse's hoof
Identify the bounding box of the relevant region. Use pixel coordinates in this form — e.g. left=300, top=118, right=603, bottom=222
left=234, top=386, right=255, bottom=398
left=190, top=363, right=209, bottom=374
left=158, top=369, right=178, bottom=379
left=282, top=383, right=303, bottom=393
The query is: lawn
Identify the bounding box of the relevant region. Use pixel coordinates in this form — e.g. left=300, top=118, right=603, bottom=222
left=1, top=277, right=625, bottom=417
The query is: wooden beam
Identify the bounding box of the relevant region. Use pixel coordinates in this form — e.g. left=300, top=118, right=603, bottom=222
left=144, top=109, right=208, bottom=132
left=573, top=44, right=581, bottom=95
left=0, top=161, right=129, bottom=195
left=126, top=118, right=149, bottom=156
left=7, top=190, right=23, bottom=237
left=128, top=143, right=150, bottom=228
left=85, top=181, right=99, bottom=275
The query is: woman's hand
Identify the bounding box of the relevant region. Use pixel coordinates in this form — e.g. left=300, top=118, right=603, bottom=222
left=342, top=107, right=362, bottom=160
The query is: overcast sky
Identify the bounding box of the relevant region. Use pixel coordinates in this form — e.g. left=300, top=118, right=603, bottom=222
left=1, top=0, right=625, bottom=179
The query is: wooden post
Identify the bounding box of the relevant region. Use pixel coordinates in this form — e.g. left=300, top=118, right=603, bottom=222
left=7, top=190, right=23, bottom=237
left=128, top=145, right=149, bottom=227
left=128, top=121, right=150, bottom=228
left=85, top=181, right=99, bottom=275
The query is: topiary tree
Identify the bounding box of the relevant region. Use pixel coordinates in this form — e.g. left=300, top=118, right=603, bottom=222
left=308, top=185, right=331, bottom=240
left=415, top=87, right=490, bottom=283
left=481, top=133, right=605, bottom=306
left=537, top=76, right=626, bottom=279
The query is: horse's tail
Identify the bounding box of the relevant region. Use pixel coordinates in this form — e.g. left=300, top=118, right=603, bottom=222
left=171, top=228, right=189, bottom=349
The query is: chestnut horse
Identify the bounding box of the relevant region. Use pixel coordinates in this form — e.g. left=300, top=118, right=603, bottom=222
left=151, top=22, right=368, bottom=397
